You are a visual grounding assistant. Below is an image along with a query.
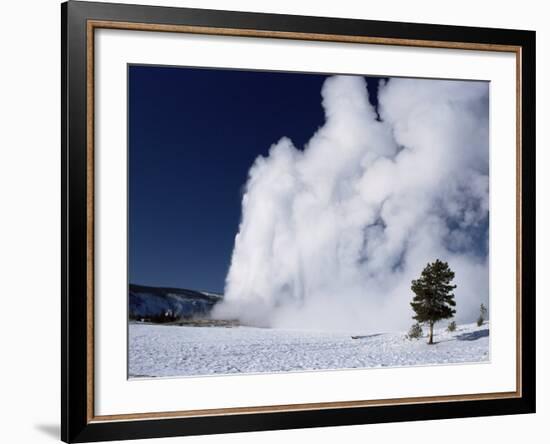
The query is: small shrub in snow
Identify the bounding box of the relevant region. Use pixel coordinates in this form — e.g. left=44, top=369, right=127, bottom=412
left=477, top=303, right=488, bottom=326
left=406, top=322, right=423, bottom=339
left=447, top=320, right=457, bottom=332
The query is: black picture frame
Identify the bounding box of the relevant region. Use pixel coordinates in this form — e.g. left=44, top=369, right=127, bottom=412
left=61, top=1, right=536, bottom=442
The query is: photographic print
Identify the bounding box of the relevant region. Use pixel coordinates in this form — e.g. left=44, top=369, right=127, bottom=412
left=128, top=66, right=490, bottom=379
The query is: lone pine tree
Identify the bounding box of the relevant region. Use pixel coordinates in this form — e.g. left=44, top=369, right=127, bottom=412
left=410, top=259, right=457, bottom=344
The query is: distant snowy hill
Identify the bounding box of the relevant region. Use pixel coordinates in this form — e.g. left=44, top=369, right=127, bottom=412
left=129, top=284, right=223, bottom=321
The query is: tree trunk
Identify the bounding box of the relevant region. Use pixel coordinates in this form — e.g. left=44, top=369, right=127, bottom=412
left=428, top=321, right=434, bottom=344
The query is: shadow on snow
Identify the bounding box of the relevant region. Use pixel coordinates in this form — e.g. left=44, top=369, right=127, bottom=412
left=455, top=328, right=489, bottom=341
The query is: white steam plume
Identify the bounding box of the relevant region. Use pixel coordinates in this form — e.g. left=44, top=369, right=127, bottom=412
left=213, top=75, right=489, bottom=332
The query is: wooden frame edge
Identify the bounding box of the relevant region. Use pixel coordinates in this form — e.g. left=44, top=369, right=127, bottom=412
left=86, top=18, right=95, bottom=424
left=89, top=19, right=522, bottom=53
left=90, top=391, right=520, bottom=423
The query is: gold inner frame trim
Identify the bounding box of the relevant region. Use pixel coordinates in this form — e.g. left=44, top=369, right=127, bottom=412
left=86, top=19, right=523, bottom=423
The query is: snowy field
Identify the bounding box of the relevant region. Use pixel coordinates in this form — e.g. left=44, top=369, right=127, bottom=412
left=128, top=322, right=489, bottom=378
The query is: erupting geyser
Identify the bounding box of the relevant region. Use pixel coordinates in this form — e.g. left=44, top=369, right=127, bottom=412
left=213, top=75, right=489, bottom=332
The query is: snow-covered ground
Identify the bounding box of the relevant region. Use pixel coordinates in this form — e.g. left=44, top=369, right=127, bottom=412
left=128, top=322, right=489, bottom=378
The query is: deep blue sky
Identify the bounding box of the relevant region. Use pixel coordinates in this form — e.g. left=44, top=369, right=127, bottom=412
left=129, top=65, right=383, bottom=293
